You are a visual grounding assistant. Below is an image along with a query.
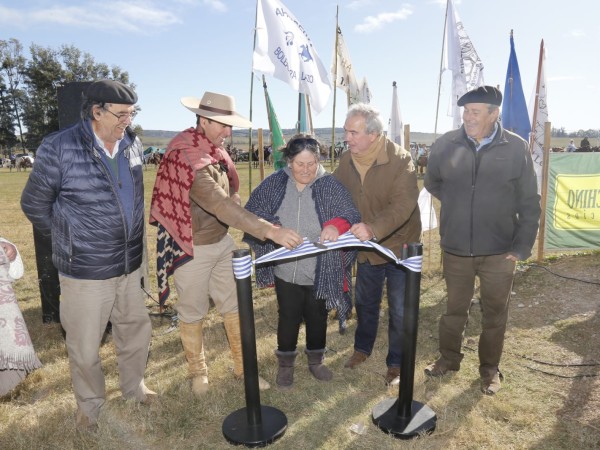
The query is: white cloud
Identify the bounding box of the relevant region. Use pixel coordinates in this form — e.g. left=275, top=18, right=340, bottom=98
left=202, top=0, right=227, bottom=12
left=347, top=0, right=376, bottom=10
left=354, top=7, right=413, bottom=33
left=0, top=2, right=182, bottom=33
left=568, top=29, right=585, bottom=38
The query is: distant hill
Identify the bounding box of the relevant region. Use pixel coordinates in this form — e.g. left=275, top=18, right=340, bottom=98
left=140, top=128, right=438, bottom=149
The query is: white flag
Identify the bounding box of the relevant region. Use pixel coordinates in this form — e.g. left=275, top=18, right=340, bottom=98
left=388, top=82, right=403, bottom=147
left=253, top=0, right=331, bottom=113
left=331, top=26, right=361, bottom=106
left=528, top=41, right=548, bottom=194
left=418, top=188, right=438, bottom=232
left=443, top=0, right=484, bottom=129
left=358, top=77, right=372, bottom=104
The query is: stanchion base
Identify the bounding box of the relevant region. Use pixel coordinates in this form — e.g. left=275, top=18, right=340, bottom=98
left=222, top=405, right=287, bottom=448
left=372, top=398, right=436, bottom=439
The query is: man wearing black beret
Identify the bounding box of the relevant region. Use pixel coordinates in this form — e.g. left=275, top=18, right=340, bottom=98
left=22, top=79, right=156, bottom=431
left=423, top=85, right=541, bottom=395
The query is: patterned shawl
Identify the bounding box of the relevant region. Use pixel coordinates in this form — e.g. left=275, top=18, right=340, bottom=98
left=0, top=243, right=42, bottom=395
left=149, top=128, right=239, bottom=305
left=243, top=170, right=360, bottom=318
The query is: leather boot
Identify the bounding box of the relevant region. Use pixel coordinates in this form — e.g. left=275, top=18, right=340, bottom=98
left=305, top=348, right=333, bottom=381
left=223, top=312, right=271, bottom=391
left=179, top=320, right=209, bottom=397
left=275, top=350, right=298, bottom=389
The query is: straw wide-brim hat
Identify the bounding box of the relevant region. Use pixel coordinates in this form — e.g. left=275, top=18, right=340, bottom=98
left=181, top=91, right=252, bottom=128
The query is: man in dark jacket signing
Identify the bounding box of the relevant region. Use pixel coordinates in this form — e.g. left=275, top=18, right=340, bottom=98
left=21, top=80, right=155, bottom=431
left=424, top=85, right=541, bottom=395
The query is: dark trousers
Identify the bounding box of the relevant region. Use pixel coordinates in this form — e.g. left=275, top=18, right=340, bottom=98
left=354, top=261, right=406, bottom=368
left=274, top=277, right=328, bottom=352
left=33, top=226, right=61, bottom=324
left=439, top=252, right=515, bottom=378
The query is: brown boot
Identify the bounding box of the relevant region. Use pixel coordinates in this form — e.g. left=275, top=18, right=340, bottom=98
left=344, top=350, right=368, bottom=369
left=481, top=369, right=503, bottom=395
left=385, top=367, right=400, bottom=386
left=424, top=358, right=460, bottom=377
left=179, top=320, right=209, bottom=397
left=223, top=312, right=270, bottom=391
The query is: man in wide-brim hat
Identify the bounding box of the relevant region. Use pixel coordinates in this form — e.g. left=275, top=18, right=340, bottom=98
left=423, top=85, right=541, bottom=395
left=150, top=91, right=302, bottom=397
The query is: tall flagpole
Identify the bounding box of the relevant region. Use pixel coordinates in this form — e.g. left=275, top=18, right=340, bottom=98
left=529, top=40, right=544, bottom=153
left=433, top=0, right=449, bottom=139
left=330, top=5, right=339, bottom=172
left=531, top=39, right=546, bottom=261
left=248, top=0, right=260, bottom=193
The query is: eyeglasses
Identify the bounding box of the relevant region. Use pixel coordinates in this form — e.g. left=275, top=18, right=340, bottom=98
left=103, top=107, right=137, bottom=122
left=291, top=137, right=319, bottom=147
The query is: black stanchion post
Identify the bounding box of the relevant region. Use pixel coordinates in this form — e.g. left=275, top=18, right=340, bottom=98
left=372, top=242, right=437, bottom=438
left=32, top=226, right=61, bottom=325
left=222, top=249, right=287, bottom=447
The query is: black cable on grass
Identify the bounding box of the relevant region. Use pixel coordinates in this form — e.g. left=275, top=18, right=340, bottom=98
left=464, top=344, right=600, bottom=372
left=507, top=351, right=600, bottom=367
left=524, top=263, right=600, bottom=285
left=524, top=366, right=599, bottom=378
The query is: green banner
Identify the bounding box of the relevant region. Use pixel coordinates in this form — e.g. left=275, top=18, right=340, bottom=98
left=545, top=153, right=600, bottom=250
left=266, top=90, right=286, bottom=170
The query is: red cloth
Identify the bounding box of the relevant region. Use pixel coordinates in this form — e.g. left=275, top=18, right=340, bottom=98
left=323, top=217, right=351, bottom=235
left=149, top=128, right=239, bottom=255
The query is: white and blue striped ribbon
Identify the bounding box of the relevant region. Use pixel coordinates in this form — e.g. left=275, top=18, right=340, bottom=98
left=232, top=254, right=253, bottom=279
left=253, top=231, right=422, bottom=273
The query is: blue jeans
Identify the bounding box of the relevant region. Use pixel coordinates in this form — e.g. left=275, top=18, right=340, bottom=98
left=354, top=261, right=406, bottom=367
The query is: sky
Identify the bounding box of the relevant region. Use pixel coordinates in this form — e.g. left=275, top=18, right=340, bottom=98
left=2, top=0, right=600, bottom=140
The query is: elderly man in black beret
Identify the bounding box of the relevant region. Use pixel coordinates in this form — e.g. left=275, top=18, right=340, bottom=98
left=22, top=79, right=156, bottom=431
left=424, top=85, right=541, bottom=395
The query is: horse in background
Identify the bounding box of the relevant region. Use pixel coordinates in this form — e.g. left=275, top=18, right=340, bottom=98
left=144, top=152, right=162, bottom=169
left=15, top=156, right=33, bottom=172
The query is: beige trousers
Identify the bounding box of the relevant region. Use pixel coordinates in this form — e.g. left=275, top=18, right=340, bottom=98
left=173, top=234, right=239, bottom=323
left=59, top=268, right=152, bottom=421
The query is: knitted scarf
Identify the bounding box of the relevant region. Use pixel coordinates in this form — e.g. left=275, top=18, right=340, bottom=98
left=351, top=135, right=385, bottom=183
left=149, top=128, right=239, bottom=305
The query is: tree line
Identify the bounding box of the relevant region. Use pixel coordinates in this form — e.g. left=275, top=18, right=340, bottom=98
left=0, top=38, right=137, bottom=155
left=551, top=126, right=598, bottom=139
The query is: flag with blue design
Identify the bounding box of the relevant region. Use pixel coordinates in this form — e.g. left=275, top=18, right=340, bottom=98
left=502, top=31, right=530, bottom=141
left=253, top=0, right=331, bottom=113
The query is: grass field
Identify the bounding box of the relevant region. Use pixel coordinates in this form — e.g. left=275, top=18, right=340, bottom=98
left=0, top=163, right=598, bottom=449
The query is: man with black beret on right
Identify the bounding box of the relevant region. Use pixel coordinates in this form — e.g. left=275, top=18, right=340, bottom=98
left=424, top=85, right=541, bottom=395
left=22, top=79, right=155, bottom=431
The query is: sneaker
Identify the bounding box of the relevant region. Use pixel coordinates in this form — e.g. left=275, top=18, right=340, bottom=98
left=258, top=376, right=271, bottom=391
left=344, top=351, right=368, bottom=369
left=385, top=367, right=400, bottom=386
left=424, top=359, right=459, bottom=377
left=138, top=385, right=158, bottom=405
left=481, top=370, right=503, bottom=395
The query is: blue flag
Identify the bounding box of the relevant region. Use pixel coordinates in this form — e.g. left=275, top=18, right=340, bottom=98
left=502, top=31, right=531, bottom=141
